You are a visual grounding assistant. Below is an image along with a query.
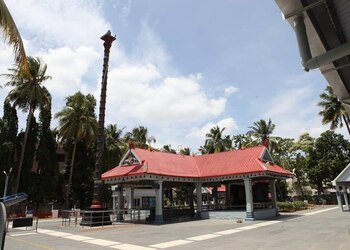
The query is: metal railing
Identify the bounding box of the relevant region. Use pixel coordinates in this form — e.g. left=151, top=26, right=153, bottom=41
left=60, top=208, right=151, bottom=228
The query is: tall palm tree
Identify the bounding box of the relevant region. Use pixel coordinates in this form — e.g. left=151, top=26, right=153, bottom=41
left=247, top=118, right=275, bottom=147
left=179, top=147, right=191, bottom=156
left=55, top=92, right=97, bottom=208
left=318, top=85, right=350, bottom=135
left=125, top=126, right=156, bottom=149
left=200, top=126, right=232, bottom=154
left=105, top=124, right=126, bottom=169
left=0, top=0, right=30, bottom=76
left=4, top=56, right=51, bottom=193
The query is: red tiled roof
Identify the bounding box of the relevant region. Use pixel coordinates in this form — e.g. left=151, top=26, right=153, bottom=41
left=102, top=146, right=293, bottom=180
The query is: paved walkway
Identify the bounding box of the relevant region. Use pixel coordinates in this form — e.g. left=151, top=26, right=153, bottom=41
left=4, top=206, right=350, bottom=249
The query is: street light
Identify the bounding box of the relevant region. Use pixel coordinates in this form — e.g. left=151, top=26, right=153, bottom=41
left=3, top=168, right=12, bottom=197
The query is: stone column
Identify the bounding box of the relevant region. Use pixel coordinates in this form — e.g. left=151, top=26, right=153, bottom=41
left=270, top=179, right=278, bottom=216
left=195, top=182, right=203, bottom=219
left=155, top=181, right=164, bottom=223
left=129, top=187, right=134, bottom=210
left=225, top=184, right=231, bottom=208
left=343, top=186, right=349, bottom=211
left=244, top=179, right=255, bottom=220
left=335, top=185, right=343, bottom=211
left=116, top=186, right=124, bottom=222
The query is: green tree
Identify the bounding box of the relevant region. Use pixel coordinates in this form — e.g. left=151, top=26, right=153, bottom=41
left=104, top=124, right=127, bottom=171
left=4, top=56, right=51, bottom=193
left=179, top=147, right=191, bottom=156
left=18, top=114, right=38, bottom=196
left=162, top=145, right=177, bottom=154
left=232, top=133, right=253, bottom=149
left=199, top=126, right=232, bottom=154
left=247, top=118, right=276, bottom=147
left=55, top=92, right=97, bottom=208
left=307, top=131, right=350, bottom=194
left=318, top=85, right=350, bottom=135
left=0, top=0, right=30, bottom=76
left=0, top=101, right=18, bottom=195
left=34, top=107, right=59, bottom=207
left=125, top=126, right=156, bottom=149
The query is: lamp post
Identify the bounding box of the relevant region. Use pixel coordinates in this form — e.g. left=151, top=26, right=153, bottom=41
left=3, top=168, right=12, bottom=197
left=91, top=30, right=116, bottom=208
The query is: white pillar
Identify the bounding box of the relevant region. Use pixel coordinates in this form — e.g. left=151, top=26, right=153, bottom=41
left=195, top=182, right=203, bottom=219
left=112, top=195, right=116, bottom=211
left=335, top=185, right=343, bottom=211
left=343, top=186, right=349, bottom=211
left=244, top=178, right=255, bottom=220
left=155, top=181, right=163, bottom=223
left=128, top=187, right=134, bottom=210
left=116, top=186, right=124, bottom=222
left=270, top=179, right=277, bottom=215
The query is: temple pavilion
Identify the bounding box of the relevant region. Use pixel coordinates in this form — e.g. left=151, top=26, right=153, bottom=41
left=102, top=145, right=293, bottom=222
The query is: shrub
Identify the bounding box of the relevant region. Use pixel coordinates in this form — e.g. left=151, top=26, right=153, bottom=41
left=277, top=201, right=308, bottom=212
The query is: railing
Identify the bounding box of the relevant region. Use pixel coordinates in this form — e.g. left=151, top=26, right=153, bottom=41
left=208, top=202, right=273, bottom=211
left=60, top=209, right=151, bottom=228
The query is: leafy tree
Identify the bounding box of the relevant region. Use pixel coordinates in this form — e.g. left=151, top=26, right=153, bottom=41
left=0, top=101, right=18, bottom=194
left=34, top=107, right=59, bottom=207
left=307, top=131, right=350, bottom=194
left=179, top=147, right=191, bottom=156
left=232, top=133, right=253, bottom=149
left=71, top=142, right=95, bottom=209
left=18, top=114, right=38, bottom=195
left=125, top=126, right=156, bottom=149
left=55, top=92, right=97, bottom=208
left=4, top=56, right=51, bottom=193
left=162, top=145, right=177, bottom=154
left=247, top=118, right=275, bottom=147
left=199, top=126, right=232, bottom=154
left=0, top=0, right=30, bottom=76
left=318, top=85, right=350, bottom=135
left=104, top=124, right=127, bottom=171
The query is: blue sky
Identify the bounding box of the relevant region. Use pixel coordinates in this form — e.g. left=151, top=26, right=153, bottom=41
left=0, top=0, right=344, bottom=153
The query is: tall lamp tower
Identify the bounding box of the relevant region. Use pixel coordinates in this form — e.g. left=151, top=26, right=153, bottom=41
left=92, top=30, right=116, bottom=208
left=81, top=31, right=115, bottom=226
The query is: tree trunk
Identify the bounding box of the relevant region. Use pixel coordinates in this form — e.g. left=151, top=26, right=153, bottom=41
left=14, top=106, right=34, bottom=194
left=65, top=141, right=77, bottom=209
left=342, top=114, right=350, bottom=136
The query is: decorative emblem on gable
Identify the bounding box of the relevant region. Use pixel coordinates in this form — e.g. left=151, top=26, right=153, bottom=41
left=121, top=151, right=140, bottom=165
left=261, top=149, right=274, bottom=163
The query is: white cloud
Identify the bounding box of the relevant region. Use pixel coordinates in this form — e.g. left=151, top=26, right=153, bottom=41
left=186, top=117, right=238, bottom=141
left=263, top=73, right=328, bottom=139
left=8, top=0, right=110, bottom=48
left=37, top=46, right=100, bottom=98
left=1, top=1, right=233, bottom=152
left=224, top=86, right=239, bottom=96
left=105, top=66, right=227, bottom=123
left=131, top=22, right=171, bottom=72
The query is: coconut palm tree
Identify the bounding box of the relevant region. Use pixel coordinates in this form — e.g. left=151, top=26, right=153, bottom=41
left=105, top=124, right=127, bottom=169
left=318, top=85, right=350, bottom=135
left=125, top=126, right=156, bottom=149
left=4, top=56, right=51, bottom=193
left=247, top=119, right=275, bottom=147
left=55, top=92, right=97, bottom=208
left=0, top=0, right=30, bottom=76
left=179, top=147, right=191, bottom=156
left=200, top=126, right=232, bottom=154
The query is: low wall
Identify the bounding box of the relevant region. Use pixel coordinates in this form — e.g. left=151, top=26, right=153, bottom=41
left=254, top=208, right=277, bottom=219
left=209, top=208, right=277, bottom=220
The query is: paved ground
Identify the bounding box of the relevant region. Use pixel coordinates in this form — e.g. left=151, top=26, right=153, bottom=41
left=4, top=206, right=350, bottom=250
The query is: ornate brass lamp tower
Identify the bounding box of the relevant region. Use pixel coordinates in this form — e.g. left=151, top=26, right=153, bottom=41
left=81, top=31, right=115, bottom=226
